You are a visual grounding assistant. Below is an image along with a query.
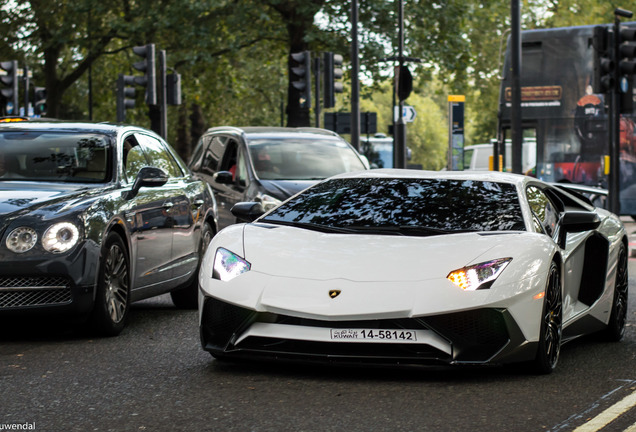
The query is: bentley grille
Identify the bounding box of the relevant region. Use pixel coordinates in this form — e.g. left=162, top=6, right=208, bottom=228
left=0, top=276, right=72, bottom=308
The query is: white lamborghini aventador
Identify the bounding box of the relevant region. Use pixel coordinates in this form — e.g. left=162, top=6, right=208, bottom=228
left=198, top=170, right=628, bottom=374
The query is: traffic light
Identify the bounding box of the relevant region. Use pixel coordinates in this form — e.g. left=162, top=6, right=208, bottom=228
left=132, top=44, right=157, bottom=105
left=397, top=65, right=413, bottom=101
left=324, top=52, right=343, bottom=108
left=618, top=25, right=636, bottom=112
left=0, top=60, right=19, bottom=114
left=290, top=51, right=311, bottom=108
left=33, top=86, right=47, bottom=116
left=593, top=26, right=614, bottom=94
left=166, top=73, right=181, bottom=106
left=116, top=74, right=137, bottom=122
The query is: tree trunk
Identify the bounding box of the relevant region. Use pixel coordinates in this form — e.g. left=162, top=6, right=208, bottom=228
left=174, top=102, right=190, bottom=161
left=189, top=102, right=207, bottom=151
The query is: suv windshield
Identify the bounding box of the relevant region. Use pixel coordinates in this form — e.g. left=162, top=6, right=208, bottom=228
left=262, top=177, right=525, bottom=234
left=0, top=131, right=111, bottom=183
left=248, top=137, right=366, bottom=180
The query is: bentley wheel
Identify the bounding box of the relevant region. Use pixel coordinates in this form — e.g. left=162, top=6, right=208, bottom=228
left=604, top=243, right=628, bottom=342
left=171, top=222, right=213, bottom=309
left=90, top=232, right=130, bottom=336
left=532, top=261, right=562, bottom=374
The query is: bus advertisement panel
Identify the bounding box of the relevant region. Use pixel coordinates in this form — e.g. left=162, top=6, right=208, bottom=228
left=498, top=23, right=636, bottom=215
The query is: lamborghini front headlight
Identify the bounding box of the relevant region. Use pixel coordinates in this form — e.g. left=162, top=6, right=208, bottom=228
left=212, top=247, right=251, bottom=281
left=447, top=258, right=512, bottom=291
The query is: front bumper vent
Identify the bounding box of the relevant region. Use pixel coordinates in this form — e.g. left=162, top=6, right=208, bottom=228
left=0, top=276, right=72, bottom=308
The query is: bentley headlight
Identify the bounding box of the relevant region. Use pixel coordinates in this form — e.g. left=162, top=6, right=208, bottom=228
left=447, top=258, right=512, bottom=291
left=256, top=193, right=282, bottom=211
left=6, top=227, right=38, bottom=253
left=42, top=222, right=80, bottom=253
left=213, top=247, right=251, bottom=281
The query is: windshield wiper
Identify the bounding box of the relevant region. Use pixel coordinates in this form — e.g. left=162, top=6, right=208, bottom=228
left=337, top=225, right=460, bottom=236
left=259, top=219, right=358, bottom=234
left=392, top=225, right=475, bottom=236
left=260, top=220, right=473, bottom=236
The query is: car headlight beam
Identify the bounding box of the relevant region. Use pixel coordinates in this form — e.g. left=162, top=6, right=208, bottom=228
left=6, top=227, right=38, bottom=253
left=42, top=222, right=80, bottom=253
left=447, top=258, right=512, bottom=291
left=213, top=247, right=251, bottom=281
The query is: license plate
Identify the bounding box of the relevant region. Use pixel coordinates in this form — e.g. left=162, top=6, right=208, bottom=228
left=330, top=329, right=418, bottom=342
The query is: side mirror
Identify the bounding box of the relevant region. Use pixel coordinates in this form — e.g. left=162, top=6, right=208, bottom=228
left=231, top=202, right=266, bottom=222
left=557, top=211, right=601, bottom=248
left=213, top=171, right=234, bottom=185
left=124, top=166, right=169, bottom=200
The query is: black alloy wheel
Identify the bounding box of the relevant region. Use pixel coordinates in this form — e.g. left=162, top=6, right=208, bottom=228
left=604, top=243, right=628, bottom=342
left=533, top=261, right=562, bottom=374
left=90, top=232, right=130, bottom=336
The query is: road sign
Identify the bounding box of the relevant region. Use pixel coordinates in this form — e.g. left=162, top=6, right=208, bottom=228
left=393, top=105, right=417, bottom=122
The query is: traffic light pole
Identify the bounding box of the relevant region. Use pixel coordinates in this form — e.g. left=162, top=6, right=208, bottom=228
left=158, top=49, right=168, bottom=140
left=394, top=0, right=406, bottom=169
left=609, top=9, right=630, bottom=214
left=608, top=16, right=620, bottom=214
left=23, top=65, right=29, bottom=117
left=510, top=0, right=523, bottom=174
left=350, top=0, right=360, bottom=151
left=314, top=57, right=321, bottom=128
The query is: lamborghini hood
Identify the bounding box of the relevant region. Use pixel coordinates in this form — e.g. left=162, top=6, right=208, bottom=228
left=241, top=223, right=537, bottom=282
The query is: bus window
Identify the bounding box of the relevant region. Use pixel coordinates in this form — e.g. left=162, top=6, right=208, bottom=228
left=498, top=24, right=636, bottom=215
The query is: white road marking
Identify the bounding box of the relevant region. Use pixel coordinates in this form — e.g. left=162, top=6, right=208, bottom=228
left=573, top=389, right=636, bottom=432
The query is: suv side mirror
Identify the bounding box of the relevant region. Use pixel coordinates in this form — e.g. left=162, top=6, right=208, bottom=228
left=213, top=171, right=234, bottom=185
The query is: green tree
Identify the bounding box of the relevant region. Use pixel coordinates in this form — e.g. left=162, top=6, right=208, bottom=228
left=2, top=0, right=617, bottom=163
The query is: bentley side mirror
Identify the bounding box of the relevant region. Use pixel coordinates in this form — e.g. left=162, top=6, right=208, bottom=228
left=124, top=166, right=169, bottom=200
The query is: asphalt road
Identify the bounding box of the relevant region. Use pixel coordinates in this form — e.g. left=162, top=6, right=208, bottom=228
left=1, top=237, right=636, bottom=432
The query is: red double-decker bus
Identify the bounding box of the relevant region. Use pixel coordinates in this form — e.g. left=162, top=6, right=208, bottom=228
left=498, top=23, right=636, bottom=215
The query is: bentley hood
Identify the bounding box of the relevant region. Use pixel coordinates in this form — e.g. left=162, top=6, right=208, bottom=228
left=0, top=181, right=103, bottom=220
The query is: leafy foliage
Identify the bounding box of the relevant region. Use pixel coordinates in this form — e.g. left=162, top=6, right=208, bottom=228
left=0, top=0, right=623, bottom=163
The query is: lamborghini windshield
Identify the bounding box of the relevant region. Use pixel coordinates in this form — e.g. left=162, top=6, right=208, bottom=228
left=262, top=177, right=526, bottom=234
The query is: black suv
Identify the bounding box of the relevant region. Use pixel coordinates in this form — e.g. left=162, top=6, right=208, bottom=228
left=188, top=126, right=368, bottom=230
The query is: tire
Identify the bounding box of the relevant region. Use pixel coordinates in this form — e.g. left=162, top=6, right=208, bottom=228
left=89, top=232, right=131, bottom=337
left=532, top=261, right=562, bottom=374
left=603, top=243, right=628, bottom=342
left=171, top=222, right=213, bottom=309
